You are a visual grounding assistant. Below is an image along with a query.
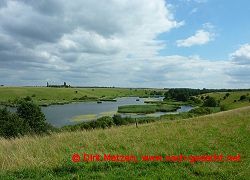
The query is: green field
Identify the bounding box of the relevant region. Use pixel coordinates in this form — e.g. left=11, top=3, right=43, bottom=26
left=0, top=106, right=249, bottom=179
left=198, top=91, right=250, bottom=110
left=0, top=87, right=162, bottom=106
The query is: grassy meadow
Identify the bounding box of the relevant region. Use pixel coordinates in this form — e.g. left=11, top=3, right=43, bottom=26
left=0, top=87, right=162, bottom=106
left=198, top=91, right=250, bottom=110
left=1, top=88, right=250, bottom=179
left=0, top=106, right=249, bottom=179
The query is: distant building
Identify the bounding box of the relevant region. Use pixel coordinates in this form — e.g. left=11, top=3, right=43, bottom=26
left=46, top=82, right=70, bottom=88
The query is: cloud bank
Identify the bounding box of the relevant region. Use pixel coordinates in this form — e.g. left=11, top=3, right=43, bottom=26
left=0, top=0, right=249, bottom=88
left=227, top=44, right=250, bottom=87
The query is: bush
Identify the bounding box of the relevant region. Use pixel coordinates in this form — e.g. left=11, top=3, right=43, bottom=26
left=189, top=107, right=212, bottom=115
left=24, top=96, right=32, bottom=101
left=0, top=108, right=30, bottom=138
left=113, top=115, right=134, bottom=126
left=17, top=100, right=51, bottom=134
left=189, top=96, right=202, bottom=104
left=79, top=123, right=91, bottom=130
left=95, top=116, right=114, bottom=129
left=63, top=115, right=136, bottom=131
left=205, top=95, right=210, bottom=100
left=203, top=97, right=217, bottom=107
left=220, top=105, right=226, bottom=111
left=239, top=95, right=247, bottom=101
left=1, top=99, right=54, bottom=138
left=113, top=114, right=123, bottom=126
left=79, top=96, right=88, bottom=100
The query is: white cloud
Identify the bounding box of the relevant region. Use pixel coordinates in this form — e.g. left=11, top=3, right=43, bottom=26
left=0, top=1, right=248, bottom=88
left=189, top=8, right=198, bottom=15
left=176, top=30, right=214, bottom=47
left=230, top=44, right=250, bottom=65
left=225, top=44, right=250, bottom=87
left=0, top=0, right=184, bottom=86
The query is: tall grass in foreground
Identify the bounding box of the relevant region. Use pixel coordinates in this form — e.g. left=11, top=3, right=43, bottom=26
left=0, top=106, right=249, bottom=179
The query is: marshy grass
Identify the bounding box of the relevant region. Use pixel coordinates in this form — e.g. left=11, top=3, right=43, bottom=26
left=0, top=106, right=249, bottom=179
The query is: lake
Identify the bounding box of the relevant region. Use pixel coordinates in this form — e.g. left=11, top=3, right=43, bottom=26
left=1, top=97, right=193, bottom=127
left=41, top=97, right=193, bottom=127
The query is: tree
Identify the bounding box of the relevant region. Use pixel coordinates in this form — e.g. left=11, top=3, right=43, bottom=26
left=239, top=95, right=247, bottom=101
left=203, top=97, right=217, bottom=107
left=0, top=108, right=30, bottom=138
left=0, top=100, right=53, bottom=138
left=17, top=100, right=50, bottom=134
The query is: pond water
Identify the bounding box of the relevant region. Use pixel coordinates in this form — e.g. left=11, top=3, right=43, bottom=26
left=2, top=97, right=193, bottom=127
left=41, top=97, right=193, bottom=127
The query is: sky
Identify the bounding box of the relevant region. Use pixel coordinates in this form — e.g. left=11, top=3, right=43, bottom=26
left=0, top=0, right=250, bottom=88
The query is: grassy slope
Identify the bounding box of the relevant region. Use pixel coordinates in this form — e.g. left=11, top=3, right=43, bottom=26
left=0, top=106, right=249, bottom=179
left=0, top=87, right=156, bottom=105
left=199, top=91, right=250, bottom=110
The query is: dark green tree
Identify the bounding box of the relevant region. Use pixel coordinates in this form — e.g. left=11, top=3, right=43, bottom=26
left=203, top=97, right=217, bottom=107
left=0, top=108, right=30, bottom=138
left=239, top=95, right=247, bottom=101
left=17, top=101, right=50, bottom=134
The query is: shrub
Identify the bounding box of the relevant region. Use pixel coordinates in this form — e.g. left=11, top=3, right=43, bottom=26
left=1, top=98, right=56, bottom=138
left=17, top=100, right=51, bottom=134
left=24, top=96, right=32, bottom=101
left=79, top=122, right=91, bottom=130
left=95, top=116, right=114, bottom=129
left=205, top=95, right=210, bottom=100
left=220, top=105, right=226, bottom=111
left=203, top=97, right=217, bottom=107
left=0, top=108, right=30, bottom=138
left=239, top=95, right=247, bottom=101
left=113, top=114, right=123, bottom=126
left=189, top=96, right=201, bottom=104
left=189, top=107, right=212, bottom=115
left=79, top=96, right=88, bottom=100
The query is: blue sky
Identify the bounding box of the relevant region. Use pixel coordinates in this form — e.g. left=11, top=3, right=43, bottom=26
left=158, top=0, right=250, bottom=60
left=0, top=0, right=249, bottom=88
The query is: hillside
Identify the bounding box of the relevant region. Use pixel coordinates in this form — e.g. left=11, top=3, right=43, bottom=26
left=0, top=106, right=249, bottom=179
left=0, top=87, right=162, bottom=106
left=198, top=91, right=250, bottom=110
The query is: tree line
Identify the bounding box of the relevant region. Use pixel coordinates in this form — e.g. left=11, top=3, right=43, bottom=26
left=164, top=88, right=220, bottom=107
